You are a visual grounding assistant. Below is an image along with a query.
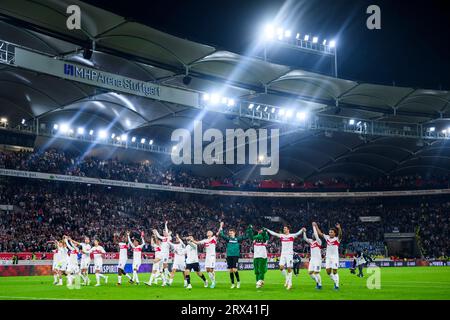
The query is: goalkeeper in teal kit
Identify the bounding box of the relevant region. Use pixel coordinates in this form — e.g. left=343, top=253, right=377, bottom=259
left=217, top=221, right=248, bottom=288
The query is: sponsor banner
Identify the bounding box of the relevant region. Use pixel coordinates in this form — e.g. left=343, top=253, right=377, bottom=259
left=0, top=265, right=52, bottom=277
left=359, top=216, right=381, bottom=222
left=2, top=168, right=450, bottom=198
left=0, top=252, right=53, bottom=260
left=14, top=48, right=199, bottom=108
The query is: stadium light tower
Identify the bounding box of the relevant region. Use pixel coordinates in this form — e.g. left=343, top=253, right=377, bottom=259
left=262, top=24, right=338, bottom=77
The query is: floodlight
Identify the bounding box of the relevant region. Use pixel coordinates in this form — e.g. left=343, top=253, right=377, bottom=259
left=59, top=123, right=69, bottom=133
left=349, top=119, right=355, bottom=125
left=77, top=127, right=85, bottom=135
left=140, top=138, right=146, bottom=144
left=89, top=130, right=94, bottom=136
left=304, top=35, right=309, bottom=41
left=21, top=119, right=26, bottom=125
left=98, top=130, right=107, bottom=139
left=296, top=111, right=307, bottom=120
left=202, top=93, right=210, bottom=101
left=284, top=30, right=292, bottom=38
left=296, top=33, right=300, bottom=40
left=329, top=40, right=336, bottom=48
left=121, top=134, right=128, bottom=141
left=249, top=103, right=255, bottom=110
left=149, top=139, right=154, bottom=145
left=286, top=109, right=294, bottom=118
left=111, top=133, right=116, bottom=139
left=53, top=124, right=59, bottom=130
left=312, top=36, right=318, bottom=43
left=279, top=108, right=286, bottom=116
left=131, top=136, right=136, bottom=143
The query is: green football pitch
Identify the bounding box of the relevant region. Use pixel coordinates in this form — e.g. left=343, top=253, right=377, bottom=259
left=0, top=267, right=449, bottom=300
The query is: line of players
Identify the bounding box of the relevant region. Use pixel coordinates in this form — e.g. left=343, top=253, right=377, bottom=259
left=51, top=221, right=343, bottom=290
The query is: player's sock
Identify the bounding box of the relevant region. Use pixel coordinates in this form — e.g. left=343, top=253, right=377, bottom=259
left=164, top=267, right=170, bottom=278
left=118, top=275, right=122, bottom=284
left=95, top=273, right=100, bottom=285
left=229, top=272, right=235, bottom=284
left=99, top=274, right=107, bottom=279
left=186, top=275, right=191, bottom=285
left=133, top=271, right=139, bottom=283
left=125, top=273, right=132, bottom=280
left=281, top=269, right=286, bottom=278
left=234, top=271, right=240, bottom=282
left=310, top=273, right=316, bottom=282
left=149, top=273, right=154, bottom=284
left=316, top=274, right=322, bottom=286
left=53, top=274, right=58, bottom=283
left=287, top=271, right=293, bottom=285
left=208, top=272, right=215, bottom=282
left=68, top=274, right=73, bottom=286
left=334, top=273, right=339, bottom=287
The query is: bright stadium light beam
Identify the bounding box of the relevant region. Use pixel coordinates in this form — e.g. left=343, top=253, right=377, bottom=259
left=121, top=134, right=128, bottom=141
left=329, top=40, right=336, bottom=48
left=296, top=111, right=307, bottom=120
left=284, top=30, right=292, bottom=38
left=59, top=123, right=69, bottom=134
left=286, top=109, right=294, bottom=118
left=278, top=108, right=286, bottom=116
left=98, top=130, right=107, bottom=139
left=263, top=24, right=274, bottom=40
left=202, top=93, right=210, bottom=101
left=53, top=124, right=59, bottom=130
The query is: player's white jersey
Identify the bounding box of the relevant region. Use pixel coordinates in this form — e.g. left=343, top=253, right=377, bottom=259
left=80, top=243, right=91, bottom=260
left=199, top=236, right=217, bottom=257
left=170, top=241, right=186, bottom=269
left=153, top=242, right=162, bottom=259
left=324, top=235, right=340, bottom=258
left=128, top=235, right=145, bottom=263
left=267, top=229, right=303, bottom=256
left=253, top=241, right=268, bottom=259
left=118, top=242, right=128, bottom=261
left=159, top=236, right=172, bottom=255
left=89, top=245, right=105, bottom=264
left=309, top=240, right=322, bottom=261
left=185, top=242, right=199, bottom=264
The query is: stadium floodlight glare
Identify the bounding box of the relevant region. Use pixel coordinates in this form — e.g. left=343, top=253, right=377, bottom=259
left=279, top=108, right=286, bottom=116
left=172, top=145, right=177, bottom=151
left=304, top=35, right=310, bottom=41
left=284, top=30, right=292, bottom=38
left=68, top=128, right=74, bottom=134
left=0, top=117, right=7, bottom=123
left=296, top=33, right=301, bottom=40
left=312, top=36, right=319, bottom=43
left=349, top=119, right=355, bottom=125
left=59, top=123, right=69, bottom=134
left=248, top=103, right=255, bottom=110
left=149, top=139, right=154, bottom=145
left=140, top=138, right=146, bottom=144
left=121, top=134, right=127, bottom=141
left=21, top=119, right=26, bottom=125
left=271, top=107, right=276, bottom=113
left=256, top=105, right=261, bottom=111
left=227, top=99, right=235, bottom=107
left=210, top=93, right=220, bottom=104
left=258, top=155, right=265, bottom=162
left=131, top=136, right=136, bottom=143
left=329, top=40, right=336, bottom=48
left=98, top=130, right=107, bottom=139
left=202, top=93, right=210, bottom=101
left=53, top=124, right=59, bottom=130
left=221, top=97, right=228, bottom=104
left=111, top=133, right=116, bottom=139
left=428, top=127, right=435, bottom=132
left=296, top=111, right=307, bottom=120
left=89, top=129, right=94, bottom=136
left=286, top=109, right=294, bottom=118
left=77, top=127, right=84, bottom=135
left=322, top=39, right=327, bottom=45
left=263, top=24, right=274, bottom=40
left=264, top=106, right=268, bottom=112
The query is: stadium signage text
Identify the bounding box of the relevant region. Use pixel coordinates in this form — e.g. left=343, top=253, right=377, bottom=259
left=12, top=47, right=199, bottom=107
left=171, top=120, right=280, bottom=175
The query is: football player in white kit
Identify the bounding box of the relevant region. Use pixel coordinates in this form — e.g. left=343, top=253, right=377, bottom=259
left=313, top=222, right=342, bottom=290
left=127, top=231, right=145, bottom=285
left=51, top=240, right=65, bottom=285
left=168, top=234, right=186, bottom=286
left=184, top=235, right=208, bottom=290
left=84, top=239, right=108, bottom=286
left=190, top=230, right=218, bottom=288
left=145, top=235, right=164, bottom=286
left=115, top=232, right=133, bottom=285
left=152, top=221, right=172, bottom=285
left=302, top=224, right=323, bottom=289
left=69, top=236, right=91, bottom=285
left=63, top=236, right=80, bottom=287
left=266, top=226, right=304, bottom=290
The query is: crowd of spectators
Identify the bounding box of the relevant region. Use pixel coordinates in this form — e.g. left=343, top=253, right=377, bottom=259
left=1, top=149, right=449, bottom=191
left=0, top=177, right=448, bottom=259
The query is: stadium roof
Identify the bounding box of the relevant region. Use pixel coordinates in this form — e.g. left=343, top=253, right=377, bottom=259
left=0, top=0, right=449, bottom=179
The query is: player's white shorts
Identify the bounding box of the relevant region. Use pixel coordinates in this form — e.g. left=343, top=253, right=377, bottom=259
left=52, top=260, right=58, bottom=271
left=80, top=258, right=91, bottom=269
left=66, top=263, right=79, bottom=274
left=118, top=259, right=127, bottom=270
left=279, top=254, right=293, bottom=268
left=172, top=258, right=186, bottom=271
left=308, top=259, right=322, bottom=272
left=56, top=261, right=67, bottom=271
left=205, top=255, right=216, bottom=269
left=94, top=261, right=103, bottom=272
left=325, top=256, right=339, bottom=270
left=133, top=261, right=141, bottom=271
left=161, top=252, right=170, bottom=264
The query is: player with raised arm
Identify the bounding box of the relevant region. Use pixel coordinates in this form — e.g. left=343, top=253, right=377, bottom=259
left=115, top=232, right=133, bottom=285
left=168, top=234, right=187, bottom=286
left=128, top=231, right=145, bottom=285
left=145, top=235, right=164, bottom=286
left=302, top=224, right=323, bottom=289
left=152, top=221, right=172, bottom=285
left=82, top=239, right=108, bottom=286
left=313, top=222, right=342, bottom=290
left=63, top=235, right=81, bottom=287
left=190, top=230, right=218, bottom=288
left=246, top=225, right=269, bottom=288
left=69, top=236, right=91, bottom=286
left=266, top=225, right=304, bottom=290
left=184, top=235, right=208, bottom=290
left=51, top=240, right=65, bottom=285
left=217, top=221, right=248, bottom=289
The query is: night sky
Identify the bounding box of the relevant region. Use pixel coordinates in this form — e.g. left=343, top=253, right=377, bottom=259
left=83, top=0, right=450, bottom=89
